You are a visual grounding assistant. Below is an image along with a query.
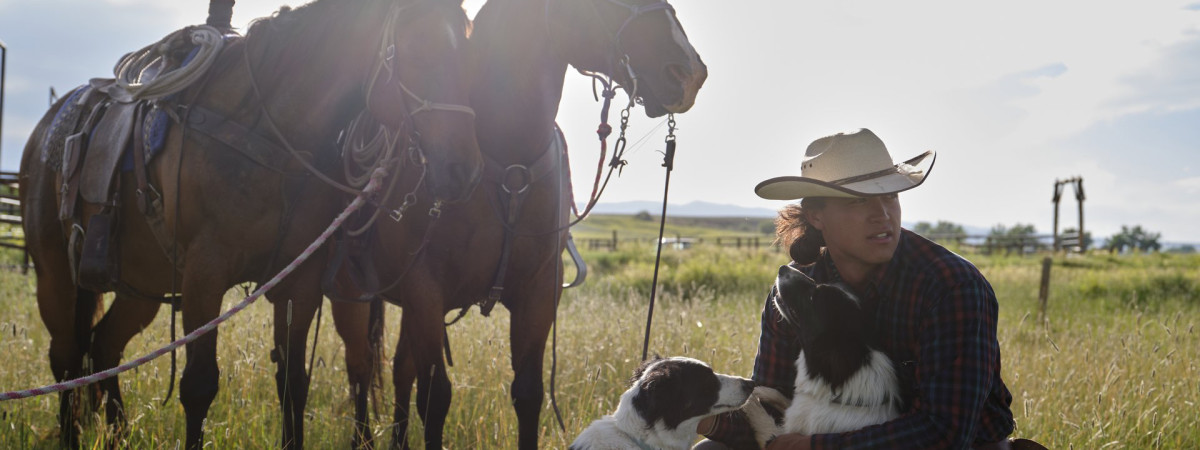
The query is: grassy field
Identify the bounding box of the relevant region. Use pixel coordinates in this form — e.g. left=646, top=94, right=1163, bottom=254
left=0, top=231, right=1197, bottom=448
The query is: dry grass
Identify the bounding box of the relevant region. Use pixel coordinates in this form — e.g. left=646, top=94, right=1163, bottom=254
left=1, top=247, right=1197, bottom=448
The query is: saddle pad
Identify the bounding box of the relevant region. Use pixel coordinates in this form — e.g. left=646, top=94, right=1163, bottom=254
left=120, top=107, right=172, bottom=172
left=40, top=85, right=92, bottom=170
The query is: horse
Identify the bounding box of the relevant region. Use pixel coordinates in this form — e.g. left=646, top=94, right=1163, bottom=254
left=18, top=0, right=481, bottom=448
left=334, top=0, right=706, bottom=447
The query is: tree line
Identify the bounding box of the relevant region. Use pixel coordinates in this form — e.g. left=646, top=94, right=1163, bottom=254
left=910, top=221, right=1189, bottom=253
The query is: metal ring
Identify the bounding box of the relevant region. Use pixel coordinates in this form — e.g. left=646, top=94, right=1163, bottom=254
left=501, top=164, right=533, bottom=194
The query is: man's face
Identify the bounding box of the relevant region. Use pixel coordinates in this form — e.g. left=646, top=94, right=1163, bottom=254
left=807, top=193, right=903, bottom=279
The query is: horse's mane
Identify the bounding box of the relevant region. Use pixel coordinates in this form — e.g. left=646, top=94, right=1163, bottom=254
left=244, top=0, right=470, bottom=53
left=239, top=0, right=471, bottom=91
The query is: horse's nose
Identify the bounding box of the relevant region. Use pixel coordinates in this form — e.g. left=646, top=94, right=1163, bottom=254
left=456, top=160, right=482, bottom=198
left=438, top=160, right=481, bottom=203
left=663, top=56, right=707, bottom=88
left=663, top=62, right=692, bottom=87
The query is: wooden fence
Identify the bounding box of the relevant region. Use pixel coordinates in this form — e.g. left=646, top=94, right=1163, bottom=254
left=0, top=171, right=23, bottom=252
left=577, top=230, right=1067, bottom=256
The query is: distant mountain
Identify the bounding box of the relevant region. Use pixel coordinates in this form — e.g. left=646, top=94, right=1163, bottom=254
left=588, top=200, right=777, bottom=217
left=588, top=202, right=995, bottom=236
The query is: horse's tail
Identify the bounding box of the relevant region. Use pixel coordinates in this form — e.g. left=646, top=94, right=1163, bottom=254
left=75, top=287, right=104, bottom=411
left=367, top=297, right=386, bottom=418
left=74, top=288, right=102, bottom=369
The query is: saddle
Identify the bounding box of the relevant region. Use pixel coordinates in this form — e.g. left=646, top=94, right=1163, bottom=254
left=47, top=28, right=214, bottom=292
left=51, top=80, right=172, bottom=291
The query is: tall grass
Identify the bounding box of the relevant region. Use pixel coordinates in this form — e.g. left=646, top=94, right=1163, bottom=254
left=1, top=246, right=1197, bottom=448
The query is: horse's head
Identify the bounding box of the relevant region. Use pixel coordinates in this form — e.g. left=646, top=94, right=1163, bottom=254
left=559, top=0, right=707, bottom=118
left=364, top=0, right=482, bottom=203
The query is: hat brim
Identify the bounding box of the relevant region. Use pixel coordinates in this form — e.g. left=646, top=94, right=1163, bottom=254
left=754, top=151, right=936, bottom=200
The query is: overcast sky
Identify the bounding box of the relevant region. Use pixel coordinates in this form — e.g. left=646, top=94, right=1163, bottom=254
left=2, top=0, right=1198, bottom=243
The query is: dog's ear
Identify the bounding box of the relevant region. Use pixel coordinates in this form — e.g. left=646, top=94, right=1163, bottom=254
left=774, top=265, right=819, bottom=337
left=630, top=362, right=666, bottom=422
left=628, top=356, right=663, bottom=388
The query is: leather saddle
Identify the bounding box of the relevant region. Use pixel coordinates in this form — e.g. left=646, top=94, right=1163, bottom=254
left=53, top=79, right=161, bottom=291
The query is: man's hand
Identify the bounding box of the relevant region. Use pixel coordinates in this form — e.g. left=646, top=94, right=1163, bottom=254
left=766, top=433, right=812, bottom=449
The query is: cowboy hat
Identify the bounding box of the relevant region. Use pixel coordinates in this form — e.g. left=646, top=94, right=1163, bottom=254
left=754, top=128, right=936, bottom=200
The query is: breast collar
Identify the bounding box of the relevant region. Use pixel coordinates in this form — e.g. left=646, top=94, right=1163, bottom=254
left=482, top=124, right=566, bottom=192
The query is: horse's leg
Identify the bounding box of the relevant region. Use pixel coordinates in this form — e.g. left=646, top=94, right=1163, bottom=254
left=332, top=299, right=383, bottom=449
left=404, top=293, right=452, bottom=450
left=267, top=262, right=324, bottom=450
left=389, top=320, right=417, bottom=450
left=36, top=280, right=102, bottom=449
left=89, top=295, right=161, bottom=439
left=178, top=256, right=233, bottom=450
left=506, top=274, right=560, bottom=450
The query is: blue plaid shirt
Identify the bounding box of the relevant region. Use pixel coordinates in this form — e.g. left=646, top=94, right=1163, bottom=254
left=706, top=230, right=1014, bottom=449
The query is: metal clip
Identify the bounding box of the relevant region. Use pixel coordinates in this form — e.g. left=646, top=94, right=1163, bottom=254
left=390, top=192, right=419, bottom=222
left=429, top=200, right=444, bottom=218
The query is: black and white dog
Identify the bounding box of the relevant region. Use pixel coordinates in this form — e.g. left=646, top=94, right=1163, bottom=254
left=745, top=265, right=903, bottom=447
left=570, top=356, right=756, bottom=450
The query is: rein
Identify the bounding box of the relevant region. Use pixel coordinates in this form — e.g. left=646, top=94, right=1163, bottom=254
left=641, top=115, right=675, bottom=362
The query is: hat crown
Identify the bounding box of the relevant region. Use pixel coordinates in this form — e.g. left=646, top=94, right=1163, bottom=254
left=801, top=129, right=895, bottom=183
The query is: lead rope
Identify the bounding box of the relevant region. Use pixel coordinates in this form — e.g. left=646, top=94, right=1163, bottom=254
left=641, top=115, right=676, bottom=362
left=0, top=169, right=389, bottom=401
left=569, top=68, right=632, bottom=224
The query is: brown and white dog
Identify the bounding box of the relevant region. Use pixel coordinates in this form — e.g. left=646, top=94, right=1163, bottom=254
left=744, top=265, right=903, bottom=448
left=570, top=356, right=756, bottom=450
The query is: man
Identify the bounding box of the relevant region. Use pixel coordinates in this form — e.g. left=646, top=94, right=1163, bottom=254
left=695, top=128, right=1016, bottom=449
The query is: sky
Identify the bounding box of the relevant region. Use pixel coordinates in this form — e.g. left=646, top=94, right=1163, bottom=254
left=2, top=0, right=1199, bottom=244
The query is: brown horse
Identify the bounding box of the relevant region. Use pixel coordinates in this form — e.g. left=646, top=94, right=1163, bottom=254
left=18, top=0, right=481, bottom=448
left=336, top=0, right=706, bottom=448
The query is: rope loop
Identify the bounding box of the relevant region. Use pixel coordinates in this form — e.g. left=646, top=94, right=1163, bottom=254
left=114, top=25, right=226, bottom=101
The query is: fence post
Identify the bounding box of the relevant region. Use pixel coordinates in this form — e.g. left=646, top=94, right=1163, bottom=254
left=1, top=38, right=7, bottom=164
left=1038, top=256, right=1052, bottom=322
left=611, top=230, right=618, bottom=252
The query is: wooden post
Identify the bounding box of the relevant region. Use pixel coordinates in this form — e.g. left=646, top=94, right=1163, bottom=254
left=1052, top=181, right=1063, bottom=251
left=611, top=230, right=618, bottom=252
left=1, top=39, right=6, bottom=165
left=1075, top=178, right=1086, bottom=252
left=1038, top=256, right=1052, bottom=321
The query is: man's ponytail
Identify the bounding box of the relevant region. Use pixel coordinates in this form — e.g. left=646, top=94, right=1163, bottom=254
left=774, top=199, right=825, bottom=265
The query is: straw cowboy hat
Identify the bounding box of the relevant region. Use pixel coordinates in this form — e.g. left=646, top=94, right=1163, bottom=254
left=754, top=128, right=936, bottom=200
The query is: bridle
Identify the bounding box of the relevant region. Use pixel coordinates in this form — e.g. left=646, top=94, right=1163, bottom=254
left=243, top=0, right=476, bottom=203
left=581, top=0, right=677, bottom=105
left=531, top=0, right=682, bottom=226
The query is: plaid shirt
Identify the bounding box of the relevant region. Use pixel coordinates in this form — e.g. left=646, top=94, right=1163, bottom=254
left=706, top=230, right=1014, bottom=449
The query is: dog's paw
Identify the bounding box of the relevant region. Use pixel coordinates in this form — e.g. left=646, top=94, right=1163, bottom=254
left=752, top=386, right=791, bottom=412
left=741, top=390, right=786, bottom=449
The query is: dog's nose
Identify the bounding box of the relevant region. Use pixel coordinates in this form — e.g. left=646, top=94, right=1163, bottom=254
left=741, top=378, right=755, bottom=395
